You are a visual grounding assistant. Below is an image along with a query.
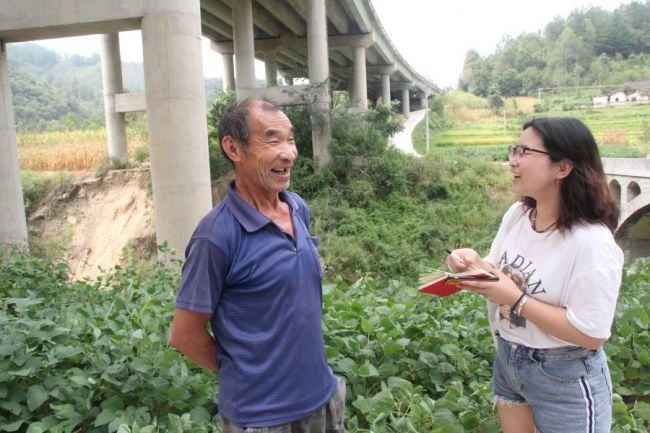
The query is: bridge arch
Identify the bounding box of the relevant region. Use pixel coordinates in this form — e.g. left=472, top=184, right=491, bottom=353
left=603, top=158, right=650, bottom=262
left=615, top=203, right=650, bottom=262
left=627, top=181, right=641, bottom=202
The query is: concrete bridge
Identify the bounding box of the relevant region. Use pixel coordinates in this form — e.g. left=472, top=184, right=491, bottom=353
left=0, top=0, right=437, bottom=255
left=603, top=158, right=650, bottom=261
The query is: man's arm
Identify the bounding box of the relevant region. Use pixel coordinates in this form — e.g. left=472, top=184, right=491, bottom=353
left=169, top=308, right=218, bottom=371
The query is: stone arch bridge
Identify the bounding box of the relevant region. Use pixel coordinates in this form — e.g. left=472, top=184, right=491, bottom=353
left=603, top=158, right=650, bottom=261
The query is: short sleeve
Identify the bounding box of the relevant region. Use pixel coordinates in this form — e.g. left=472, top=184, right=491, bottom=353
left=564, top=231, right=623, bottom=339
left=175, top=237, right=228, bottom=315
left=485, top=202, right=524, bottom=266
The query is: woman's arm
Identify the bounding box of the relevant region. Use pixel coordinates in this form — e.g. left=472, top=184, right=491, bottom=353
left=517, top=297, right=606, bottom=349
left=461, top=267, right=607, bottom=350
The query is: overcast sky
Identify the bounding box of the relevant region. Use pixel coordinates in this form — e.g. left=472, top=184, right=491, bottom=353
left=29, top=0, right=632, bottom=89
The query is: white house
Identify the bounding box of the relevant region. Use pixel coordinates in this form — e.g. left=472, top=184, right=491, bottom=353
left=593, top=90, right=650, bottom=107
left=609, top=91, right=628, bottom=103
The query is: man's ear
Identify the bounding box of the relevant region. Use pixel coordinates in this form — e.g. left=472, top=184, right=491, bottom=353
left=222, top=136, right=244, bottom=162
left=555, top=159, right=574, bottom=180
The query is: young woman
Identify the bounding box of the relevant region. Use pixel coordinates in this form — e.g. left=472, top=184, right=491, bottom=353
left=447, top=117, right=623, bottom=433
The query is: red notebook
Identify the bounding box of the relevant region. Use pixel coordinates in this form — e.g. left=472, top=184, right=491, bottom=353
left=418, top=269, right=499, bottom=296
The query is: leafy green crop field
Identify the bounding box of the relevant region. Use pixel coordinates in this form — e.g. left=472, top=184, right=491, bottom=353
left=2, top=249, right=649, bottom=433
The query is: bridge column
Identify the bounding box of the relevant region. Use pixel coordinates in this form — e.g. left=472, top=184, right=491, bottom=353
left=381, top=73, right=391, bottom=108
left=0, top=42, right=28, bottom=250
left=352, top=45, right=367, bottom=109
left=100, top=33, right=128, bottom=161
left=264, top=49, right=277, bottom=87
left=401, top=88, right=410, bottom=117
left=620, top=181, right=628, bottom=212
left=307, top=0, right=332, bottom=169
left=141, top=0, right=212, bottom=255
left=210, top=41, right=235, bottom=91
left=222, top=53, right=235, bottom=91
left=232, top=0, right=256, bottom=94
left=281, top=72, right=294, bottom=86
left=419, top=92, right=428, bottom=109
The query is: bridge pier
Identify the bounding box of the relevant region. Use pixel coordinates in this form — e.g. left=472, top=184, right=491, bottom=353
left=381, top=73, right=391, bottom=108
left=401, top=88, right=410, bottom=117
left=100, top=32, right=128, bottom=162
left=264, top=49, right=278, bottom=87
left=0, top=42, right=27, bottom=250
left=223, top=53, right=235, bottom=91
left=232, top=0, right=256, bottom=92
left=307, top=0, right=331, bottom=169
left=141, top=0, right=212, bottom=255
left=419, top=92, right=428, bottom=109
left=210, top=41, right=236, bottom=91
left=352, top=45, right=367, bottom=109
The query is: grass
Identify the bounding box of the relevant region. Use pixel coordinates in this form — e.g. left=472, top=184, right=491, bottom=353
left=20, top=170, right=70, bottom=215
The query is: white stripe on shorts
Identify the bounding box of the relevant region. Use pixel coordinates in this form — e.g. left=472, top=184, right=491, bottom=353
left=579, top=376, right=595, bottom=433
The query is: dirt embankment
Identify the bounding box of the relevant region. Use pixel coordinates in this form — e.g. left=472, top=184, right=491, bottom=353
left=29, top=169, right=156, bottom=281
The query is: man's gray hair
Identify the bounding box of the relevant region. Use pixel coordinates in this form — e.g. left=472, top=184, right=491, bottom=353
left=218, top=98, right=281, bottom=163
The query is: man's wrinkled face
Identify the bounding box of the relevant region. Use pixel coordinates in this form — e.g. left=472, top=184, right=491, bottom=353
left=237, top=103, right=298, bottom=194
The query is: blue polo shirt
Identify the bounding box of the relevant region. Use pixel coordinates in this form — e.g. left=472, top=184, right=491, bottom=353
left=175, top=182, right=337, bottom=427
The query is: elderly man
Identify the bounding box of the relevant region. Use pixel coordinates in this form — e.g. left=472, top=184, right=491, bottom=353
left=169, top=99, right=345, bottom=433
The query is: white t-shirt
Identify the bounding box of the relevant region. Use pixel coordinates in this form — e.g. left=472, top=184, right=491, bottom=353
left=485, top=202, right=624, bottom=348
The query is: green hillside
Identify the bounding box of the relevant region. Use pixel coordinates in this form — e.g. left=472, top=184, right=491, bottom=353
left=459, top=1, right=650, bottom=97
left=6, top=43, right=224, bottom=132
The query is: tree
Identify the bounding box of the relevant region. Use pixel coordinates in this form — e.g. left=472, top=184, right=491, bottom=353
left=546, top=27, right=591, bottom=86
left=544, top=16, right=566, bottom=46
left=470, top=60, right=493, bottom=97
left=496, top=68, right=523, bottom=96
left=7, top=43, right=58, bottom=69
left=487, top=85, right=504, bottom=109
left=621, top=1, right=650, bottom=53
left=458, top=49, right=483, bottom=92
left=590, top=53, right=612, bottom=85
left=604, top=12, right=635, bottom=57
left=520, top=66, right=544, bottom=95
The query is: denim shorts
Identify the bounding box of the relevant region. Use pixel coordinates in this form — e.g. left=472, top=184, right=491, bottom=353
left=493, top=333, right=613, bottom=433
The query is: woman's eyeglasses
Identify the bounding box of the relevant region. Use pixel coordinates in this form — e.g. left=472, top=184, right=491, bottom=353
left=508, top=144, right=551, bottom=158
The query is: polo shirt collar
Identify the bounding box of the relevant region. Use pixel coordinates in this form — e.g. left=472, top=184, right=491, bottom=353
left=225, top=181, right=299, bottom=232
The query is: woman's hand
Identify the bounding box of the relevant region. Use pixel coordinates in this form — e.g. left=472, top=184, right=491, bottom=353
left=446, top=248, right=481, bottom=273
left=460, top=266, right=522, bottom=307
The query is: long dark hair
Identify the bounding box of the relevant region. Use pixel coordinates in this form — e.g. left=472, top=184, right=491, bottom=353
left=521, top=117, right=619, bottom=232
